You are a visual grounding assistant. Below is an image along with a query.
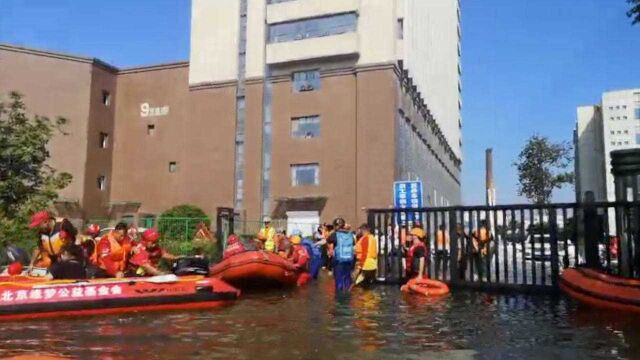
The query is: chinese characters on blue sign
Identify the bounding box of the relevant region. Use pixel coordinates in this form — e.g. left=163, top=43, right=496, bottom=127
left=393, top=181, right=423, bottom=224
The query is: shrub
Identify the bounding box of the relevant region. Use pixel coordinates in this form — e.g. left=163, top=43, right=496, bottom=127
left=157, top=205, right=210, bottom=241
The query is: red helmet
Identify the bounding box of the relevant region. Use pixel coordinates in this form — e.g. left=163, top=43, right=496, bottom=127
left=28, top=210, right=51, bottom=229
left=142, top=228, right=160, bottom=243
left=227, top=234, right=239, bottom=246
left=87, top=224, right=101, bottom=236
left=8, top=261, right=23, bottom=276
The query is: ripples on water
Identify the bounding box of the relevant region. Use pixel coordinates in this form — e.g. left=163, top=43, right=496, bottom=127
left=1, top=275, right=640, bottom=359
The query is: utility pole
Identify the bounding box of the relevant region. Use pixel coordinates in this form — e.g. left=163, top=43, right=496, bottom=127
left=486, top=148, right=496, bottom=206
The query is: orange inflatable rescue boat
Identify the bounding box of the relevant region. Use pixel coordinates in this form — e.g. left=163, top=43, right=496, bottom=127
left=210, top=251, right=299, bottom=289
left=401, top=277, right=450, bottom=296
left=560, top=267, right=640, bottom=312
left=0, top=275, right=239, bottom=321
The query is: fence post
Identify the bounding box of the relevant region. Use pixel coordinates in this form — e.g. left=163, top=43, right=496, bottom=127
left=549, top=210, right=560, bottom=286
left=448, top=209, right=459, bottom=285
left=583, top=195, right=601, bottom=269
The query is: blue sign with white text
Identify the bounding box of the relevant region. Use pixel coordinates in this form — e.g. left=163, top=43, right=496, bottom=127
left=393, top=181, right=423, bottom=224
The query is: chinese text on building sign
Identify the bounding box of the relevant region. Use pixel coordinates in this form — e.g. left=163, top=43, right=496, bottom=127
left=393, top=181, right=423, bottom=224
left=0, top=284, right=123, bottom=303
left=140, top=103, right=169, bottom=117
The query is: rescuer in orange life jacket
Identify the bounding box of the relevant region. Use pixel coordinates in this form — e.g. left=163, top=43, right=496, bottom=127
left=27, top=210, right=78, bottom=272
left=129, top=228, right=178, bottom=276
left=222, top=234, right=260, bottom=259
left=92, top=222, right=132, bottom=278
left=288, top=231, right=311, bottom=286
left=406, top=227, right=427, bottom=279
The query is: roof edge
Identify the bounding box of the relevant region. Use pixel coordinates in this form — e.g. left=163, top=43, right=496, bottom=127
left=0, top=43, right=189, bottom=74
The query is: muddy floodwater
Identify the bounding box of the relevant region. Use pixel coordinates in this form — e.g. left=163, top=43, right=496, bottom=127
left=1, top=275, right=640, bottom=359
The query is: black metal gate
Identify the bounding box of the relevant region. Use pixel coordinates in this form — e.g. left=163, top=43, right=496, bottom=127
left=368, top=201, right=640, bottom=292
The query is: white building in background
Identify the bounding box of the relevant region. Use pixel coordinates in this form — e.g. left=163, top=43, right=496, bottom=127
left=575, top=88, right=640, bottom=202
left=189, top=0, right=463, bottom=225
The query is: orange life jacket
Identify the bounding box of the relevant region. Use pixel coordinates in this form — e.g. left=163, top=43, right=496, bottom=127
left=436, top=230, right=449, bottom=249
left=92, top=233, right=131, bottom=272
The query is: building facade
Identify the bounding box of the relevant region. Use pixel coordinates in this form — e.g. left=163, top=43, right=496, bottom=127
left=0, top=0, right=462, bottom=226
left=575, top=89, right=640, bottom=202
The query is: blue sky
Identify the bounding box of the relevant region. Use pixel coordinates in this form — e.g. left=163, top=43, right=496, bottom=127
left=1, top=0, right=639, bottom=205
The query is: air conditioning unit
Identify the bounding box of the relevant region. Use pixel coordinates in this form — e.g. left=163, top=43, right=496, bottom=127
left=300, top=83, right=315, bottom=91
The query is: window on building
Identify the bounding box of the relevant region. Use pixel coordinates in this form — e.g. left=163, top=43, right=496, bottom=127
left=397, top=18, right=404, bottom=40
left=624, top=116, right=628, bottom=120
left=611, top=141, right=616, bottom=146
left=610, top=117, right=614, bottom=121
left=291, top=115, right=320, bottom=138
left=169, top=162, right=177, bottom=173
left=102, top=91, right=111, bottom=106
left=618, top=142, right=622, bottom=145
left=625, top=141, right=629, bottom=145
left=97, top=176, right=106, bottom=191
left=625, top=130, right=629, bottom=134
left=268, top=13, right=357, bottom=43
left=617, top=130, right=622, bottom=134
left=609, top=106, right=613, bottom=110
left=636, top=134, right=640, bottom=144
left=99, top=132, right=109, bottom=148
left=291, top=163, right=319, bottom=186
left=635, top=108, right=640, bottom=120
left=616, top=106, right=620, bottom=109
left=147, top=124, right=156, bottom=136
left=610, top=131, right=615, bottom=135
left=617, top=117, right=621, bottom=120
left=623, top=105, right=627, bottom=109
left=292, top=70, right=320, bottom=92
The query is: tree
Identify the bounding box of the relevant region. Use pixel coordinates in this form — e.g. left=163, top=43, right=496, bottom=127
left=0, top=92, right=72, bottom=248
left=628, top=0, right=640, bottom=25
left=513, top=135, right=573, bottom=204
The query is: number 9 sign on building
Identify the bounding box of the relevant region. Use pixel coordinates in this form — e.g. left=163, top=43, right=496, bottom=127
left=393, top=180, right=423, bottom=225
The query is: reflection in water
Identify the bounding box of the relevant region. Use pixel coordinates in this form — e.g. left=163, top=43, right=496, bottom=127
left=1, top=276, right=640, bottom=359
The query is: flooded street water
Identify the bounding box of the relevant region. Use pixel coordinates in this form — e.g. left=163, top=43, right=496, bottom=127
left=1, top=275, right=640, bottom=359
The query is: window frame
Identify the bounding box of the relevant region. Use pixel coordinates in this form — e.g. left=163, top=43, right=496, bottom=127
left=97, top=176, right=106, bottom=191
left=291, top=163, right=320, bottom=187
left=291, top=115, right=321, bottom=139
left=147, top=124, right=156, bottom=136
left=292, top=70, right=321, bottom=92
left=169, top=161, right=178, bottom=173
left=268, top=13, right=358, bottom=44
left=102, top=91, right=111, bottom=107
left=99, top=132, right=109, bottom=149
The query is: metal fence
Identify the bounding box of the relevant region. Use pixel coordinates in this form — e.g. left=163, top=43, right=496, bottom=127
left=368, top=201, right=640, bottom=292
left=87, top=217, right=211, bottom=241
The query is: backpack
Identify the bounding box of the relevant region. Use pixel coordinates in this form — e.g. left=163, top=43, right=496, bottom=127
left=302, top=238, right=321, bottom=259
left=334, top=231, right=354, bottom=263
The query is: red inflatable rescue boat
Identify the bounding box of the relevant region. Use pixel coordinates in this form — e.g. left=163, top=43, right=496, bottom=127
left=210, top=251, right=299, bottom=289
left=560, top=267, right=640, bottom=313
left=0, top=275, right=239, bottom=320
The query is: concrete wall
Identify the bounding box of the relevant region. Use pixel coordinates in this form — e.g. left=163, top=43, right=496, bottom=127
left=575, top=105, right=606, bottom=202
left=112, top=64, right=237, bottom=217
left=0, top=46, right=94, bottom=210
left=266, top=0, right=358, bottom=24
left=403, top=0, right=462, bottom=158
left=601, top=89, right=640, bottom=201
left=189, top=0, right=240, bottom=85
left=246, top=0, right=266, bottom=79
left=357, top=0, right=398, bottom=66
left=83, top=66, right=118, bottom=217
